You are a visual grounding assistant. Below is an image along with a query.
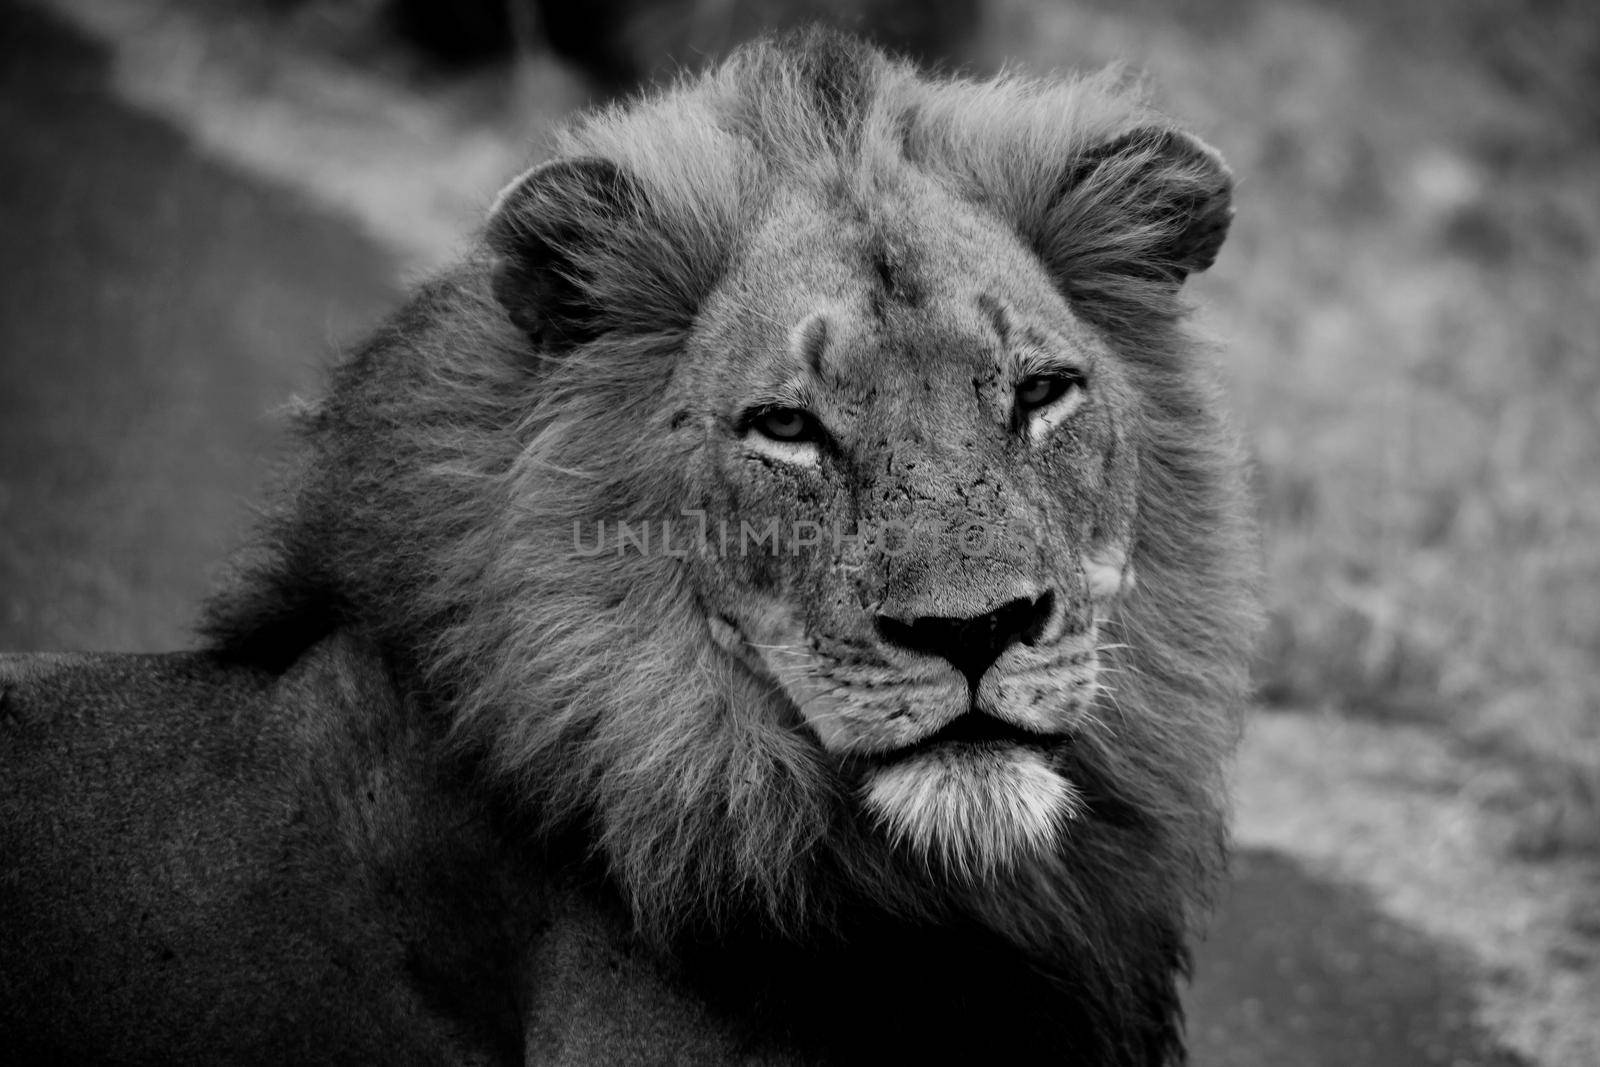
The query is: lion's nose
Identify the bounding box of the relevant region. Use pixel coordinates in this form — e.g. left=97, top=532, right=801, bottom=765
left=875, top=592, right=1055, bottom=689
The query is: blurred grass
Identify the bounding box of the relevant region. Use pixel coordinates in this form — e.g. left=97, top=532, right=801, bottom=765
left=979, top=0, right=1600, bottom=854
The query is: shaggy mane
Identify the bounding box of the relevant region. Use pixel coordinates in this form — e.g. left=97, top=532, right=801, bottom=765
left=204, top=30, right=1259, bottom=1064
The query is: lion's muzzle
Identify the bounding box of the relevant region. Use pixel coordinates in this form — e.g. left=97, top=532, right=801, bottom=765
left=874, top=590, right=1055, bottom=692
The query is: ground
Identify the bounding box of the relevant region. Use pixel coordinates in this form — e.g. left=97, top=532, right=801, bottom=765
left=2, top=0, right=1596, bottom=1062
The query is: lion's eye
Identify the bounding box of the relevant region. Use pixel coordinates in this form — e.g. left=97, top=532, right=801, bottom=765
left=749, top=407, right=821, bottom=443
left=1015, top=372, right=1084, bottom=412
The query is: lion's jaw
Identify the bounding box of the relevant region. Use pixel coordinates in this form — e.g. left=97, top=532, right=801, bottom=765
left=863, top=747, right=1084, bottom=875
left=705, top=560, right=1125, bottom=874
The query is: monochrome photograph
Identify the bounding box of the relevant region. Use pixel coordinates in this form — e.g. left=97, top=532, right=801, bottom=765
left=1, top=0, right=1595, bottom=1062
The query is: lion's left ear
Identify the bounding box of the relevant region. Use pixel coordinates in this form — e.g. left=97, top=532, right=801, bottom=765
left=1032, top=127, right=1234, bottom=294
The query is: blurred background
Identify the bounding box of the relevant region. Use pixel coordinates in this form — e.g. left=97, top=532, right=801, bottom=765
left=2, top=0, right=1596, bottom=1062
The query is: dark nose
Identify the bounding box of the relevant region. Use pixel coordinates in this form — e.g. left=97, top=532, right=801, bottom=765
left=875, top=592, right=1055, bottom=690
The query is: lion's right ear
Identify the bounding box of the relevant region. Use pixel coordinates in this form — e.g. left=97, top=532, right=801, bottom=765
left=486, top=158, right=684, bottom=350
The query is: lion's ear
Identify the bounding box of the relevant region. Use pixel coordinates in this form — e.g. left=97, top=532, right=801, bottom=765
left=486, top=157, right=685, bottom=349
left=1033, top=127, right=1234, bottom=294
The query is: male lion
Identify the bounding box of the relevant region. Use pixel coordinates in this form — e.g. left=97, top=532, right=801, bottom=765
left=0, top=30, right=1257, bottom=1065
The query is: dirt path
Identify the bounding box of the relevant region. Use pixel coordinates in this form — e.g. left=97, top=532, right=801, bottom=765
left=0, top=5, right=1533, bottom=1063
left=0, top=2, right=397, bottom=652
left=1189, top=850, right=1522, bottom=1065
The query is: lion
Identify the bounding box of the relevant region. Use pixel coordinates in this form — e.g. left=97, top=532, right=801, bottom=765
left=0, top=30, right=1257, bottom=1065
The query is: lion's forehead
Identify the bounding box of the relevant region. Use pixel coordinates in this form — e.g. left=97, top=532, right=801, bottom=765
left=710, top=181, right=1072, bottom=350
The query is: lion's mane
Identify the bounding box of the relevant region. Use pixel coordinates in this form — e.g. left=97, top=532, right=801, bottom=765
left=205, top=31, right=1258, bottom=1062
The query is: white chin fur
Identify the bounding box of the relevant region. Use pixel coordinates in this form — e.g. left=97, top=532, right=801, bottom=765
left=862, top=745, right=1081, bottom=876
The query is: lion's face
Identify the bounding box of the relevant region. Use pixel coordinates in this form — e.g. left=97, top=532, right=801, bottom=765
left=669, top=177, right=1139, bottom=870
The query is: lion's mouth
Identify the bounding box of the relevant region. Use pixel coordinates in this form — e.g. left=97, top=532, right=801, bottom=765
left=871, top=712, right=1060, bottom=766
left=707, top=605, right=1074, bottom=763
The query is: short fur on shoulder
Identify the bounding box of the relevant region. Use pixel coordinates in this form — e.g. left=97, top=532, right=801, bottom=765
left=206, top=29, right=1258, bottom=1065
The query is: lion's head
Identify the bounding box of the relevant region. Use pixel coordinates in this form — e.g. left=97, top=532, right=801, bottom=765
left=209, top=30, right=1257, bottom=985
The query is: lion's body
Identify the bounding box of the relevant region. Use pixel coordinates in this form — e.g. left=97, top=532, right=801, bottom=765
left=1, top=31, right=1257, bottom=1065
